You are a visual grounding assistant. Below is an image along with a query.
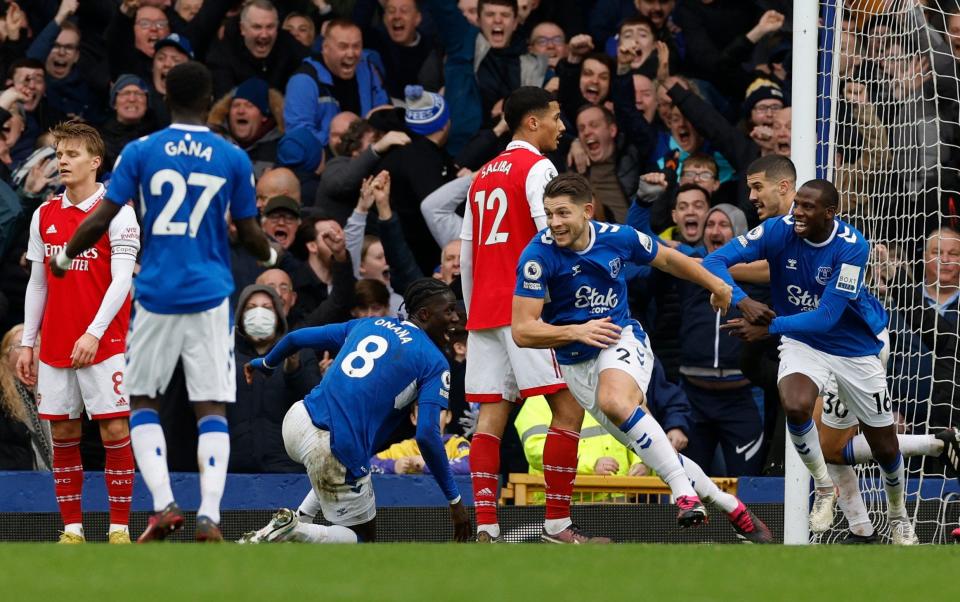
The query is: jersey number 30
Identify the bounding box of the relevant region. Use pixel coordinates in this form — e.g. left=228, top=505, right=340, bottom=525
left=341, top=335, right=388, bottom=378
left=151, top=169, right=226, bottom=238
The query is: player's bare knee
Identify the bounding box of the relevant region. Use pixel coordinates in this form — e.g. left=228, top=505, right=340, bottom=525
left=546, top=393, right=583, bottom=431
left=781, top=394, right=813, bottom=424
left=99, top=418, right=129, bottom=442
left=51, top=419, right=81, bottom=440
left=130, top=395, right=159, bottom=411
left=864, top=430, right=899, bottom=466
left=476, top=401, right=511, bottom=437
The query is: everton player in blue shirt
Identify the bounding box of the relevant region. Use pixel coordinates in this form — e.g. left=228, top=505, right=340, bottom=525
left=513, top=174, right=770, bottom=539
left=704, top=179, right=917, bottom=544
left=50, top=62, right=277, bottom=542
left=239, top=279, right=471, bottom=544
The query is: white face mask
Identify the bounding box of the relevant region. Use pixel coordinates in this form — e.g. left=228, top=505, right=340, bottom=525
left=243, top=306, right=277, bottom=340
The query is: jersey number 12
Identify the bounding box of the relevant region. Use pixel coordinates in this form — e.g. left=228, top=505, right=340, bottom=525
left=473, top=187, right=509, bottom=245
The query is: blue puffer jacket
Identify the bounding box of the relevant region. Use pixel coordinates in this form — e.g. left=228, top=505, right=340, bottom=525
left=676, top=246, right=748, bottom=378
left=283, top=53, right=388, bottom=148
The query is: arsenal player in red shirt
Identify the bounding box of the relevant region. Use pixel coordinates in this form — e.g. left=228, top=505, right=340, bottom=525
left=16, top=122, right=140, bottom=544
left=460, top=87, right=607, bottom=543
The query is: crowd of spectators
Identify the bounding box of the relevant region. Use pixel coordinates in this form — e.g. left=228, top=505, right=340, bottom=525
left=0, top=0, right=958, bottom=484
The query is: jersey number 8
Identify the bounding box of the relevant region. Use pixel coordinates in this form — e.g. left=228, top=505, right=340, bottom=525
left=150, top=169, right=226, bottom=238
left=340, top=335, right=389, bottom=378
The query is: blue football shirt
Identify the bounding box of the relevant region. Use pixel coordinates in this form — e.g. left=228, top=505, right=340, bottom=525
left=105, top=124, right=257, bottom=314
left=284, top=318, right=452, bottom=481
left=703, top=215, right=888, bottom=357
left=514, top=221, right=660, bottom=364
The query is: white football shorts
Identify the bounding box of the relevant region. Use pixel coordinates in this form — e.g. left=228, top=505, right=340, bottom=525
left=125, top=298, right=236, bottom=402
left=465, top=325, right=566, bottom=403
left=559, top=325, right=655, bottom=417
left=282, top=401, right=376, bottom=527
left=37, top=353, right=129, bottom=420
left=778, top=331, right=892, bottom=429
left=819, top=330, right=890, bottom=430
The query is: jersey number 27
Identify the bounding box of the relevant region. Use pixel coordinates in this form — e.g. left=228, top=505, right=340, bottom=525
left=151, top=169, right=226, bottom=238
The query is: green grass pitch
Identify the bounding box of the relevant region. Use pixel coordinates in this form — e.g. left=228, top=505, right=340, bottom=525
left=2, top=544, right=957, bottom=601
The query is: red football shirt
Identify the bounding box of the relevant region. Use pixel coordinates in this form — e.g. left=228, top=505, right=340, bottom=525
left=462, top=140, right=558, bottom=330
left=26, top=185, right=140, bottom=368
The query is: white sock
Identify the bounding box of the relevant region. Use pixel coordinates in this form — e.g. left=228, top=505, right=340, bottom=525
left=477, top=524, right=500, bottom=538
left=620, top=407, right=695, bottom=498
left=843, top=434, right=941, bottom=464
left=196, top=416, right=230, bottom=524
left=827, top=463, right=873, bottom=536
left=64, top=523, right=83, bottom=536
left=108, top=523, right=129, bottom=534
left=293, top=522, right=358, bottom=543
left=679, top=454, right=739, bottom=513
left=129, top=410, right=175, bottom=512
left=881, top=453, right=907, bottom=519
left=544, top=518, right=572, bottom=535
left=787, top=419, right=832, bottom=488
left=298, top=489, right=323, bottom=519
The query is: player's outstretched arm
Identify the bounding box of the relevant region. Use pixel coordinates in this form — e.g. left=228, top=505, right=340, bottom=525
left=511, top=295, right=622, bottom=349
left=702, top=243, right=776, bottom=323
left=651, top=245, right=733, bottom=315
left=728, top=260, right=771, bottom=284
left=50, top=201, right=121, bottom=278
left=234, top=216, right=276, bottom=266
left=245, top=323, right=353, bottom=383
left=415, top=402, right=470, bottom=542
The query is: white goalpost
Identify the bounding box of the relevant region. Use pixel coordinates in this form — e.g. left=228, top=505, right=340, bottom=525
left=789, top=0, right=960, bottom=544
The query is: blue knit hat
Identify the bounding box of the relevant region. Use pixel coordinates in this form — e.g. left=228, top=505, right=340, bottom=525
left=404, top=85, right=449, bottom=136
left=277, top=127, right=323, bottom=172
left=110, top=74, right=149, bottom=108
left=234, top=77, right=271, bottom=118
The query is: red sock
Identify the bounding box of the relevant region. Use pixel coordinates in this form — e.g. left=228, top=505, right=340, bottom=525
left=52, top=437, right=83, bottom=526
left=470, top=432, right=501, bottom=527
left=104, top=435, right=134, bottom=526
left=543, top=427, right=579, bottom=520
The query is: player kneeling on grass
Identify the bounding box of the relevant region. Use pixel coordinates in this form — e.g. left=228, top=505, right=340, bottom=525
left=240, top=279, right=471, bottom=543
left=16, top=121, right=140, bottom=544
left=704, top=179, right=918, bottom=545
left=511, top=174, right=771, bottom=541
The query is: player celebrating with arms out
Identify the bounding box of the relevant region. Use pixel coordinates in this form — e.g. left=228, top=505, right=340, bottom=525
left=50, top=62, right=278, bottom=542
left=513, top=174, right=771, bottom=540
left=704, top=179, right=917, bottom=544
left=462, top=87, right=605, bottom=543
left=239, top=279, right=470, bottom=544
left=16, top=121, right=140, bottom=544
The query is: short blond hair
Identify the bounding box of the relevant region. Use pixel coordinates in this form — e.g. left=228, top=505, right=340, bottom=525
left=50, top=120, right=105, bottom=161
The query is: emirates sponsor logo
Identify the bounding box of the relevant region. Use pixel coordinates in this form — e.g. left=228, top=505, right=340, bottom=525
left=43, top=243, right=99, bottom=260
left=43, top=243, right=99, bottom=272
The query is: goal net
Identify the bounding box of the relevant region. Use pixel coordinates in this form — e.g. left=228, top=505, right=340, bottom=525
left=812, top=0, right=960, bottom=544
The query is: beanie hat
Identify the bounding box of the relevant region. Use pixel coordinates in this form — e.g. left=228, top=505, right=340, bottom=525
left=233, top=77, right=271, bottom=118
left=404, top=85, right=449, bottom=136
left=277, top=127, right=323, bottom=172
left=743, top=77, right=786, bottom=116
left=707, top=203, right=748, bottom=238
left=110, top=74, right=149, bottom=108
